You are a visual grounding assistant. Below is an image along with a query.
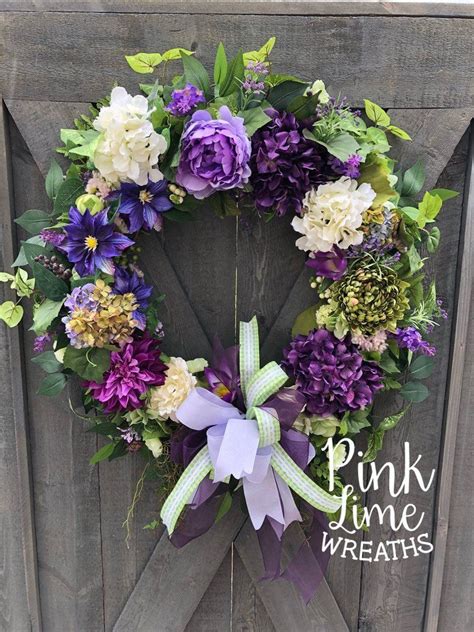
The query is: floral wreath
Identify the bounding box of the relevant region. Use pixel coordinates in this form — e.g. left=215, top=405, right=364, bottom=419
left=1, top=39, right=455, bottom=601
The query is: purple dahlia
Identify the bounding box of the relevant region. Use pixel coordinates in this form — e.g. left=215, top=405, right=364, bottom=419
left=85, top=337, right=167, bottom=413
left=109, top=179, right=173, bottom=233
left=282, top=329, right=383, bottom=416
left=61, top=208, right=133, bottom=276
left=250, top=109, right=327, bottom=216
left=176, top=106, right=251, bottom=199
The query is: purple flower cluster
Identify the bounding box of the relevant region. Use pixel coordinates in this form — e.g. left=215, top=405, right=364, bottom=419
left=282, top=329, right=384, bottom=416
left=166, top=84, right=205, bottom=117
left=395, top=327, right=436, bottom=356
left=329, top=155, right=362, bottom=179
left=176, top=106, right=251, bottom=199
left=250, top=109, right=327, bottom=216
left=33, top=333, right=52, bottom=353
left=86, top=336, right=167, bottom=413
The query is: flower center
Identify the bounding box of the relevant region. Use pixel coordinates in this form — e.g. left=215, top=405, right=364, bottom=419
left=139, top=189, right=154, bottom=204
left=84, top=235, right=99, bottom=251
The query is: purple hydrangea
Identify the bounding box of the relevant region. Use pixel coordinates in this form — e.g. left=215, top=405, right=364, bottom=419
left=64, top=283, right=98, bottom=312
left=329, top=155, right=362, bottom=179
left=109, top=179, right=173, bottom=233
left=85, top=336, right=167, bottom=413
left=282, top=329, right=384, bottom=416
left=395, top=327, right=436, bottom=356
left=112, top=266, right=153, bottom=331
left=40, top=228, right=66, bottom=247
left=250, top=109, right=327, bottom=216
left=176, top=106, right=251, bottom=199
left=61, top=208, right=134, bottom=276
left=33, top=333, right=52, bottom=353
left=166, top=84, right=206, bottom=117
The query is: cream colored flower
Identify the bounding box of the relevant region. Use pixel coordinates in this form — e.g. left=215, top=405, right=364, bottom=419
left=148, top=357, right=197, bottom=421
left=93, top=86, right=167, bottom=186
left=142, top=430, right=164, bottom=458
left=305, top=79, right=330, bottom=104
left=293, top=413, right=340, bottom=437
left=329, top=443, right=347, bottom=471
left=292, top=177, right=376, bottom=253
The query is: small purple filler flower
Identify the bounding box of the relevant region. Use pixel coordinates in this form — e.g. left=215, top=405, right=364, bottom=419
left=110, top=179, right=173, bottom=233
left=176, top=106, right=251, bottom=199
left=329, top=155, right=362, bottom=179
left=86, top=337, right=167, bottom=413
left=395, top=327, right=436, bottom=356
left=306, top=247, right=347, bottom=280
left=62, top=208, right=134, bottom=276
left=33, top=333, right=52, bottom=353
left=166, top=83, right=206, bottom=117
left=282, top=329, right=384, bottom=416
left=40, top=228, right=66, bottom=247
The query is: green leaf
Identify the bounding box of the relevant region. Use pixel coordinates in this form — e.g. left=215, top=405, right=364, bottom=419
left=406, top=244, right=423, bottom=273
left=215, top=492, right=233, bottom=523
left=31, top=351, right=62, bottom=374
left=11, top=268, right=35, bottom=297
left=207, top=192, right=240, bottom=218
left=31, top=262, right=68, bottom=301
left=400, top=381, right=429, bottom=403
left=90, top=442, right=116, bottom=465
left=243, top=37, right=276, bottom=63
left=429, top=188, right=459, bottom=202
left=31, top=298, right=65, bottom=334
left=214, top=42, right=228, bottom=87
left=305, top=130, right=360, bottom=162
left=239, top=107, right=271, bottom=136
left=219, top=49, right=245, bottom=97
left=402, top=161, right=425, bottom=198
left=180, top=51, right=210, bottom=95
left=358, top=157, right=397, bottom=206
left=267, top=80, right=307, bottom=111
left=45, top=160, right=64, bottom=199
left=287, top=92, right=322, bottom=119
left=53, top=177, right=84, bottom=217
left=0, top=301, right=23, bottom=327
left=125, top=52, right=163, bottom=73
left=419, top=191, right=442, bottom=223
left=427, top=226, right=441, bottom=253
left=68, top=132, right=100, bottom=159
left=386, top=125, right=412, bottom=141
left=15, top=209, right=52, bottom=235
left=364, top=99, right=390, bottom=127
left=362, top=428, right=385, bottom=463
left=292, top=305, right=318, bottom=337
left=363, top=127, right=391, bottom=153
left=87, top=421, right=121, bottom=437
left=12, top=236, right=46, bottom=267
left=379, top=408, right=408, bottom=431
left=409, top=355, right=434, bottom=380
left=0, top=272, right=14, bottom=282
left=63, top=346, right=111, bottom=382
left=164, top=209, right=197, bottom=222
left=60, top=128, right=84, bottom=146
left=378, top=354, right=400, bottom=374
left=162, top=47, right=193, bottom=62
left=37, top=372, right=66, bottom=397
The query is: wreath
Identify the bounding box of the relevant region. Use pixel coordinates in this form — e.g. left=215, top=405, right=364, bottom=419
left=1, top=38, right=454, bottom=601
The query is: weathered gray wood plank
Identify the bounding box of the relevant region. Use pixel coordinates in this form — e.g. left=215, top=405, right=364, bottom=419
left=0, top=101, right=42, bottom=632
left=1, top=0, right=474, bottom=17
left=1, top=15, right=474, bottom=108
left=425, top=124, right=474, bottom=631
left=358, top=125, right=469, bottom=632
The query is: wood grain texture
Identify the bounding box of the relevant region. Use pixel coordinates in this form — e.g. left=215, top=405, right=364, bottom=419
left=425, top=125, right=474, bottom=631
left=358, top=126, right=469, bottom=632
left=0, top=102, right=42, bottom=632
left=1, top=0, right=474, bottom=17
left=1, top=14, right=473, bottom=108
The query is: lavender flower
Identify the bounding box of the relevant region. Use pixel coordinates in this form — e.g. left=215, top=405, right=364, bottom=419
left=166, top=84, right=206, bottom=117
left=40, top=228, right=66, bottom=247
left=282, top=329, right=384, bottom=416
left=250, top=109, right=327, bottom=216
left=329, top=155, right=362, bottom=179
left=395, top=327, right=436, bottom=356
left=33, top=333, right=52, bottom=353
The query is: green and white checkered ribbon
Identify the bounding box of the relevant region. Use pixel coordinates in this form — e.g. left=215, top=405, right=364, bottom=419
left=161, top=317, right=341, bottom=534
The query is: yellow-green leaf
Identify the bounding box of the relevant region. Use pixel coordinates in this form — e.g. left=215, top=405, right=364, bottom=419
left=125, top=52, right=163, bottom=74
left=364, top=99, right=390, bottom=127
left=0, top=301, right=24, bottom=327
left=386, top=125, right=412, bottom=141
left=162, top=47, right=194, bottom=61
left=358, top=157, right=397, bottom=206
left=0, top=272, right=14, bottom=283
left=243, top=36, right=276, bottom=63
left=11, top=268, right=35, bottom=297
left=292, top=305, right=318, bottom=337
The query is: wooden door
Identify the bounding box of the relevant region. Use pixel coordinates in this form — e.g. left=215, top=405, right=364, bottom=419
left=1, top=3, right=473, bottom=631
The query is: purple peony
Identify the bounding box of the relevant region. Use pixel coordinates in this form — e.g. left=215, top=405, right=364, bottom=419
left=109, top=179, right=173, bottom=232
left=61, top=208, right=133, bottom=276
left=282, top=329, right=383, bottom=416
left=306, top=247, right=347, bottom=280
left=86, top=336, right=167, bottom=413
left=250, top=109, right=327, bottom=216
left=176, top=106, right=251, bottom=199
left=166, top=83, right=206, bottom=117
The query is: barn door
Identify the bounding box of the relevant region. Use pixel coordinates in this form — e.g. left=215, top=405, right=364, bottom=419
left=1, top=5, right=473, bottom=632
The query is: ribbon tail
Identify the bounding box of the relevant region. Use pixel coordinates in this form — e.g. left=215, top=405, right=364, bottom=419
left=239, top=317, right=260, bottom=401
left=161, top=446, right=213, bottom=534
left=271, top=444, right=342, bottom=514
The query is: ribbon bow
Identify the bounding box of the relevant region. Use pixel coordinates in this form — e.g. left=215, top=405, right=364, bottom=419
left=161, top=317, right=341, bottom=535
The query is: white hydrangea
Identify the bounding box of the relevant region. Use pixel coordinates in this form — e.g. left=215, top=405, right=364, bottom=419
left=291, top=177, right=376, bottom=253
left=93, top=86, right=167, bottom=186
left=148, top=357, right=197, bottom=422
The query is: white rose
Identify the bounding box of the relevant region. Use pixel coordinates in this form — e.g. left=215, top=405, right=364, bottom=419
left=148, top=357, right=197, bottom=421
left=305, top=79, right=330, bottom=104
left=291, top=177, right=376, bottom=253
left=93, top=86, right=167, bottom=186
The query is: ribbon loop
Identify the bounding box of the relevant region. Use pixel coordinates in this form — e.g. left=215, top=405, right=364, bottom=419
left=251, top=407, right=281, bottom=448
